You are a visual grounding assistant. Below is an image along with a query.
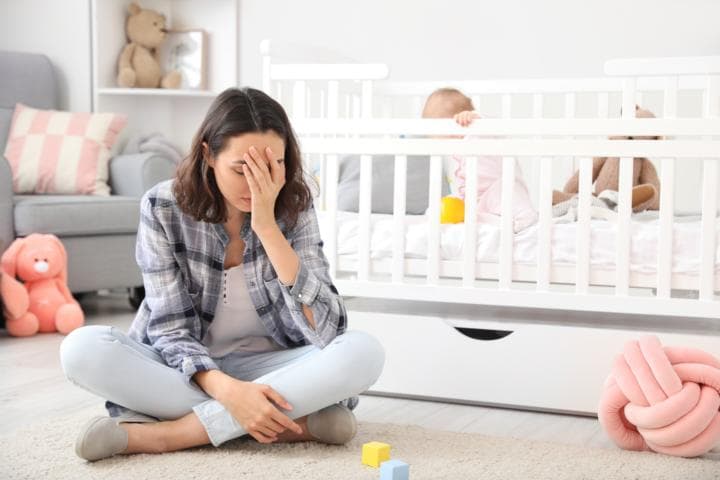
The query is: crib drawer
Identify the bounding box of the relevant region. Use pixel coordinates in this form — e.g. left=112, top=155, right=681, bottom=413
left=348, top=309, right=720, bottom=415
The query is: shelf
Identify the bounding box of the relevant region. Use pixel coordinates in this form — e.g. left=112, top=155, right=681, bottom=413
left=97, top=87, right=218, bottom=98
left=91, top=0, right=239, bottom=154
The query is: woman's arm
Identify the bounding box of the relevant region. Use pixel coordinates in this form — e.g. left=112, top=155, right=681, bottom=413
left=255, top=225, right=316, bottom=329
left=242, top=146, right=345, bottom=347
left=136, top=191, right=219, bottom=381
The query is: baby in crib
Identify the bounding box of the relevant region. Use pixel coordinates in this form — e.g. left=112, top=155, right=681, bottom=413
left=422, top=88, right=538, bottom=232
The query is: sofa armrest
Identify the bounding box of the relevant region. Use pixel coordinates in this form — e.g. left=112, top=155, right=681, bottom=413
left=0, top=158, right=14, bottom=252
left=109, top=152, right=176, bottom=197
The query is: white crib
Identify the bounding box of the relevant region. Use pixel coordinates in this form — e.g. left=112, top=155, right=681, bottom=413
left=262, top=41, right=720, bottom=415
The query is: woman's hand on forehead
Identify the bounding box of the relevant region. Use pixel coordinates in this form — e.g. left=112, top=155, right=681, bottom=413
left=244, top=145, right=284, bottom=165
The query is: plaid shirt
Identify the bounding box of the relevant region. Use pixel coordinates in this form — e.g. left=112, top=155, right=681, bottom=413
left=127, top=179, right=347, bottom=380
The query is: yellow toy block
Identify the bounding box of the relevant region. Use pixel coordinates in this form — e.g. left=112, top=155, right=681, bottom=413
left=362, top=441, right=391, bottom=468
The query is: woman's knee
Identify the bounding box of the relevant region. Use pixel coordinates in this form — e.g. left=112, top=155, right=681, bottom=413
left=59, top=325, right=115, bottom=385
left=334, top=330, right=385, bottom=390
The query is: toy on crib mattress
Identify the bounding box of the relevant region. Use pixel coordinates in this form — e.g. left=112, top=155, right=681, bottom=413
left=552, top=105, right=661, bottom=213
left=440, top=196, right=465, bottom=224
left=116, top=2, right=181, bottom=89
left=598, top=335, right=720, bottom=457
left=0, top=234, right=84, bottom=337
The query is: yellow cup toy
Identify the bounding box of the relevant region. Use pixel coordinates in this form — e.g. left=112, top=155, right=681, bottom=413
left=440, top=196, right=465, bottom=224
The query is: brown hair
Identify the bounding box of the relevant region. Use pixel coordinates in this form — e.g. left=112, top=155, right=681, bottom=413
left=422, top=87, right=474, bottom=118
left=174, top=87, right=313, bottom=230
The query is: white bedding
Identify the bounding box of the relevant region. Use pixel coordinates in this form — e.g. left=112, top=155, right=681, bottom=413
left=317, top=211, right=720, bottom=275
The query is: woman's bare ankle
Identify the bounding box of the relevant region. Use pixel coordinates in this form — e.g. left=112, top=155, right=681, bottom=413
left=119, top=422, right=168, bottom=454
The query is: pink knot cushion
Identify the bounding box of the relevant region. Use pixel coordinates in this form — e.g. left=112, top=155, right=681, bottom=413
left=598, top=335, right=720, bottom=457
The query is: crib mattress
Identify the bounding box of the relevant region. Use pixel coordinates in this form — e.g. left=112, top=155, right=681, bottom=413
left=317, top=210, right=720, bottom=276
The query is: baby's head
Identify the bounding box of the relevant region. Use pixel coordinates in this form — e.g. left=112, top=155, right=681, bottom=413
left=421, top=88, right=474, bottom=119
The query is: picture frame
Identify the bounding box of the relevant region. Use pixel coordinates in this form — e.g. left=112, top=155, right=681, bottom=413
left=158, top=29, right=207, bottom=90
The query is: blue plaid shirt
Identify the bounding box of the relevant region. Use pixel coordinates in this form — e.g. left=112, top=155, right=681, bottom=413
left=107, top=180, right=348, bottom=418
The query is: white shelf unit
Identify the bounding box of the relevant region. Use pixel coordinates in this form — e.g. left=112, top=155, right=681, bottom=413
left=91, top=0, right=239, bottom=154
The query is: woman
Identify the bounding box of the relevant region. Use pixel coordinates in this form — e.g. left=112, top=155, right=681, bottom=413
left=60, top=87, right=385, bottom=461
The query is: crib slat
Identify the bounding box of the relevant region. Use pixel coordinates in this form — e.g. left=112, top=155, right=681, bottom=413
left=532, top=94, right=543, bottom=118
left=380, top=97, right=393, bottom=117
left=358, top=155, right=373, bottom=281
left=656, top=158, right=674, bottom=298
left=576, top=157, right=592, bottom=294
left=499, top=157, right=515, bottom=290
left=529, top=94, right=544, bottom=214
left=502, top=94, right=512, bottom=118
left=327, top=80, right=339, bottom=119
left=536, top=157, right=553, bottom=291
left=700, top=159, right=718, bottom=300
left=262, top=52, right=271, bottom=94
left=664, top=76, right=679, bottom=118
left=565, top=93, right=577, bottom=179
left=413, top=96, right=424, bottom=117
left=564, top=93, right=576, bottom=118
left=656, top=77, right=679, bottom=298
left=325, top=154, right=339, bottom=278
left=699, top=76, right=719, bottom=300
left=597, top=93, right=609, bottom=118
left=463, top=156, right=478, bottom=287
left=362, top=80, right=373, bottom=118
left=616, top=156, right=633, bottom=296
left=622, top=78, right=637, bottom=120
left=616, top=78, right=637, bottom=296
left=292, top=81, right=306, bottom=118
left=472, top=95, right=481, bottom=111
left=392, top=155, right=408, bottom=283
left=352, top=95, right=361, bottom=119
left=426, top=155, right=443, bottom=284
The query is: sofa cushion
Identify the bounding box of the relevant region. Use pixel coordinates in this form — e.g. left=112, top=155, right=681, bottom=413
left=4, top=103, right=127, bottom=196
left=0, top=51, right=58, bottom=153
left=13, top=195, right=140, bottom=237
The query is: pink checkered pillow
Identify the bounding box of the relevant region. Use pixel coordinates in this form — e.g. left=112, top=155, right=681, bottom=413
left=3, top=103, right=127, bottom=195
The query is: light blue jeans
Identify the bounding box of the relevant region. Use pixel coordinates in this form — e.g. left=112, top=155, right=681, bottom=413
left=59, top=326, right=385, bottom=446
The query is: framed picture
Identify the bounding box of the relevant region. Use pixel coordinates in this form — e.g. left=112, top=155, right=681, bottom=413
left=158, top=30, right=207, bottom=90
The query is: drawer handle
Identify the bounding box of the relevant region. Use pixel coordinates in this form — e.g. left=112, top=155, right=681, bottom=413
left=454, top=327, right=513, bottom=341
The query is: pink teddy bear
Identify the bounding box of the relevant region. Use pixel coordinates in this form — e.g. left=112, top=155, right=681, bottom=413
left=0, top=234, right=84, bottom=336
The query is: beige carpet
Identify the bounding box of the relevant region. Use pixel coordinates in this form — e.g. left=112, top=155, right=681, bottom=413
left=0, top=405, right=717, bottom=480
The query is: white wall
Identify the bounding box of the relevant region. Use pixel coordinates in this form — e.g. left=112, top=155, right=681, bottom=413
left=2, top=0, right=718, bottom=109
left=239, top=0, right=720, bottom=87
left=0, top=0, right=92, bottom=111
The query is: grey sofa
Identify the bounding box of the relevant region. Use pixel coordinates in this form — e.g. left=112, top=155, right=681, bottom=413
left=0, top=51, right=176, bottom=303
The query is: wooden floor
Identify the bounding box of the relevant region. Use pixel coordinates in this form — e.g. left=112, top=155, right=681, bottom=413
left=0, top=292, right=613, bottom=449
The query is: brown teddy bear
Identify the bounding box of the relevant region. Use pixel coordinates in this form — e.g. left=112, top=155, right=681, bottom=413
left=552, top=106, right=661, bottom=213
left=117, top=2, right=181, bottom=89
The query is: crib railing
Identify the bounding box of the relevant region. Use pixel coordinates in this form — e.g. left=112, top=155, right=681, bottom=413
left=261, top=39, right=388, bottom=119
left=294, top=118, right=720, bottom=319
left=262, top=40, right=720, bottom=123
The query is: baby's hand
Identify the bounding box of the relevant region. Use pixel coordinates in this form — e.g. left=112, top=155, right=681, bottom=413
left=453, top=110, right=480, bottom=127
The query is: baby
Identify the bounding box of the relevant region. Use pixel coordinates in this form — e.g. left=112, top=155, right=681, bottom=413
left=422, top=88, right=538, bottom=232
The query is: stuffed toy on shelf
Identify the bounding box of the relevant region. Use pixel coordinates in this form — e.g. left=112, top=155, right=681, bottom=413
left=116, top=2, right=181, bottom=89
left=0, top=234, right=84, bottom=337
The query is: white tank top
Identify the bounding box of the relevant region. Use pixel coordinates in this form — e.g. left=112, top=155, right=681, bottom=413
left=203, top=265, right=282, bottom=357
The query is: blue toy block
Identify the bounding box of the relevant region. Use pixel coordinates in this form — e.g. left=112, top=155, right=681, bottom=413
left=380, top=459, right=409, bottom=480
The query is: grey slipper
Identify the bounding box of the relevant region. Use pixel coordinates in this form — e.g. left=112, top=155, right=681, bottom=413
left=75, top=416, right=129, bottom=462
left=306, top=404, right=357, bottom=445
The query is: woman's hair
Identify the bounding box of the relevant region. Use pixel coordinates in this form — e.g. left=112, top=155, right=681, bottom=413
left=174, top=87, right=313, bottom=229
